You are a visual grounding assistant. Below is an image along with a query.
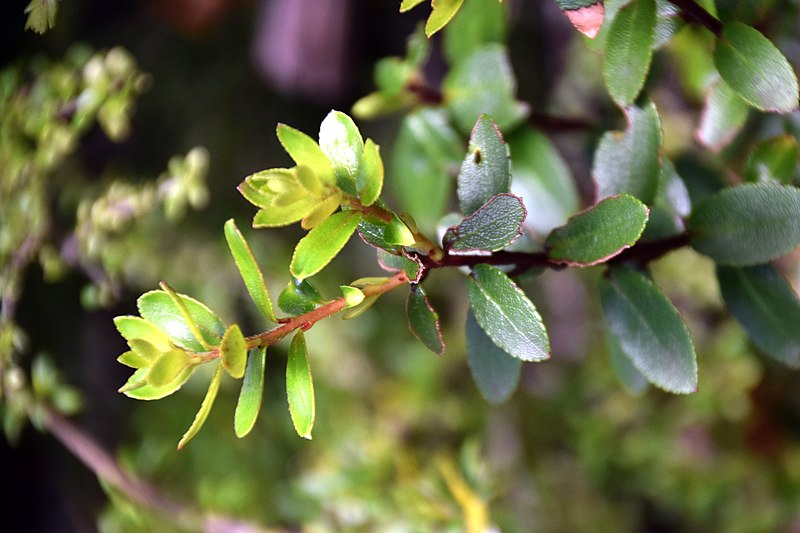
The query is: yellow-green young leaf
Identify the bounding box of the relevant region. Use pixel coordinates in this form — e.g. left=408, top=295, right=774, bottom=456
left=457, top=115, right=511, bottom=215
left=224, top=219, right=277, bottom=323
left=400, top=0, right=426, bottom=12
left=290, top=210, right=363, bottom=280
left=556, top=0, right=605, bottom=39
left=25, top=0, right=58, bottom=34
left=545, top=194, right=649, bottom=266
left=593, top=101, right=662, bottom=204
left=252, top=201, right=318, bottom=228
left=600, top=267, right=697, bottom=394
left=443, top=193, right=525, bottom=252
left=384, top=216, right=416, bottom=246
left=406, top=285, right=445, bottom=355
left=713, top=22, right=799, bottom=113
left=301, top=191, right=342, bottom=230
left=117, top=350, right=151, bottom=369
left=426, top=0, right=465, bottom=37
left=159, top=282, right=216, bottom=351
left=466, top=264, right=550, bottom=361
left=466, top=310, right=521, bottom=405
left=688, top=183, right=800, bottom=265
left=744, top=135, right=799, bottom=184
left=235, top=347, right=267, bottom=438
left=696, top=78, right=749, bottom=152
left=113, top=316, right=172, bottom=352
left=318, top=110, right=364, bottom=194
left=287, top=331, right=315, bottom=439
left=340, top=286, right=365, bottom=308
left=148, top=349, right=193, bottom=388
left=177, top=365, right=222, bottom=450
left=138, top=289, right=225, bottom=352
left=220, top=324, right=247, bottom=379
left=717, top=265, right=800, bottom=367
left=343, top=295, right=380, bottom=320
left=120, top=367, right=196, bottom=400
left=604, top=0, right=656, bottom=106
left=276, top=123, right=335, bottom=187
left=357, top=139, right=383, bottom=206
left=127, top=339, right=161, bottom=363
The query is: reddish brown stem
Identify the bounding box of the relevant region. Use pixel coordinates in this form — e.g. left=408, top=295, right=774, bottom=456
left=667, top=0, right=723, bottom=37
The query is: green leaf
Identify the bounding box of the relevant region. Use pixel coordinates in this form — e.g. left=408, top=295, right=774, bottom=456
left=457, top=115, right=511, bottom=215
left=443, top=44, right=529, bottom=134
left=406, top=285, right=445, bottom=355
left=390, top=109, right=463, bottom=233
left=224, top=219, right=276, bottom=323
left=117, top=350, right=152, bottom=369
left=444, top=193, right=525, bottom=252
left=121, top=367, right=197, bottom=401
left=653, top=0, right=682, bottom=50
left=357, top=139, right=383, bottom=206
left=466, top=264, right=550, bottom=362
left=318, top=110, right=364, bottom=194
left=113, top=316, right=173, bottom=352
left=24, top=0, right=58, bottom=34
left=235, top=347, right=267, bottom=438
left=688, top=183, right=800, bottom=265
left=340, top=285, right=365, bottom=308
left=290, top=210, right=363, bottom=280
left=301, top=191, right=343, bottom=230
left=696, top=78, right=749, bottom=152
left=220, top=324, right=247, bottom=379
left=593, top=101, right=662, bottom=204
left=400, top=0, right=425, bottom=12
left=556, top=0, right=605, bottom=39
left=545, top=194, right=649, bottom=266
left=713, top=22, right=799, bottom=113
left=177, top=364, right=222, bottom=450
left=278, top=278, right=325, bottom=316
left=604, top=0, right=656, bottom=106
left=600, top=266, right=697, bottom=394
left=276, top=123, right=335, bottom=187
left=717, top=265, right=800, bottom=367
left=426, top=0, right=465, bottom=37
left=606, top=329, right=649, bottom=395
left=377, top=250, right=421, bottom=281
left=465, top=309, right=522, bottom=405
left=137, top=290, right=225, bottom=352
left=443, top=0, right=507, bottom=65
left=384, top=216, right=416, bottom=246
left=744, top=135, right=799, bottom=185
left=508, top=127, right=579, bottom=236
left=287, top=331, right=315, bottom=439
left=147, top=349, right=194, bottom=388
left=127, top=339, right=161, bottom=363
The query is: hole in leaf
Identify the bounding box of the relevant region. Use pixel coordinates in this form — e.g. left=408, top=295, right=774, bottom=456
left=473, top=149, right=482, bottom=164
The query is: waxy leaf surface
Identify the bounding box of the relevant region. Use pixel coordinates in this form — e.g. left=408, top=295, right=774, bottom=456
left=278, top=278, right=325, bottom=316
left=318, top=111, right=364, bottom=194
left=444, top=193, right=525, bottom=252
left=604, top=0, right=656, bottom=106
left=600, top=267, right=697, bottom=394
left=235, top=347, right=266, bottom=438
left=287, top=331, right=315, bottom=439
left=138, top=290, right=225, bottom=352
left=457, top=115, right=511, bottom=215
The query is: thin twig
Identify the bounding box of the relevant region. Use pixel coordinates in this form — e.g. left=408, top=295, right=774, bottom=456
left=667, top=0, right=723, bottom=37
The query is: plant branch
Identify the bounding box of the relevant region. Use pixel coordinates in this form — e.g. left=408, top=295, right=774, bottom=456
left=667, top=0, right=723, bottom=37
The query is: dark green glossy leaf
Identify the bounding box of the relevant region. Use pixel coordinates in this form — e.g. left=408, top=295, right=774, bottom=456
left=114, top=316, right=172, bottom=352
left=290, top=210, right=363, bottom=280
left=278, top=278, right=325, bottom=316
left=466, top=264, right=550, bottom=362
left=717, top=265, right=800, bottom=367
left=688, top=183, right=800, bottom=265
left=443, top=0, right=507, bottom=64
left=443, top=44, right=528, bottom=133
left=177, top=364, right=222, bottom=450
left=443, top=193, right=525, bottom=251
left=457, top=115, right=511, bottom=215
left=714, top=22, right=799, bottom=113
left=287, top=331, right=315, bottom=439
left=593, top=101, right=662, bottom=204
left=137, top=290, right=224, bottom=352
left=744, top=135, right=799, bottom=184
left=357, top=139, right=383, bottom=206
left=545, top=194, right=649, bottom=266
left=696, top=78, right=749, bottom=152
left=276, top=123, right=335, bottom=187
left=426, top=0, right=465, bottom=37
left=606, top=329, right=649, bottom=395
left=466, top=309, right=522, bottom=405
left=220, top=324, right=247, bottom=379
left=318, top=110, right=364, bottom=194
left=508, top=126, right=578, bottom=236
left=600, top=266, right=697, bottom=393
left=604, top=0, right=656, bottom=106
left=235, top=346, right=266, bottom=438
left=406, top=285, right=445, bottom=355
left=224, top=219, right=276, bottom=323
left=390, top=109, right=463, bottom=232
